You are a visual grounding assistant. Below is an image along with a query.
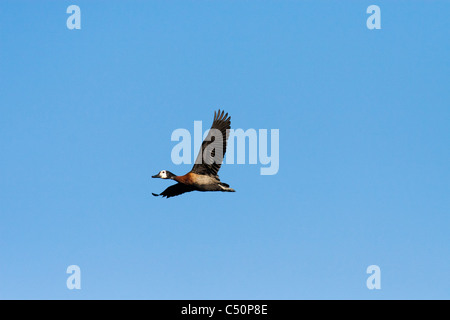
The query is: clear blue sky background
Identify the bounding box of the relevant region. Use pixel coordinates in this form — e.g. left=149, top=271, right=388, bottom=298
left=0, top=1, right=449, bottom=299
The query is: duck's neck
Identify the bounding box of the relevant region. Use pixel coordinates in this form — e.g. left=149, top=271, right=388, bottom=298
left=173, top=173, right=193, bottom=184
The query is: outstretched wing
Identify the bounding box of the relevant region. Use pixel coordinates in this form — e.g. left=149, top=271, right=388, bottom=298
left=191, top=110, right=231, bottom=177
left=152, top=183, right=195, bottom=198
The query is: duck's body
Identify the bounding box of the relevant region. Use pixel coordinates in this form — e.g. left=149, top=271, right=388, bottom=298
left=176, top=173, right=221, bottom=190
left=152, top=110, right=235, bottom=198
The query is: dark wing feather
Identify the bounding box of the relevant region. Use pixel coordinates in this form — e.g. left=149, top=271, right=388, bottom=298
left=153, top=183, right=195, bottom=198
left=191, top=110, right=231, bottom=177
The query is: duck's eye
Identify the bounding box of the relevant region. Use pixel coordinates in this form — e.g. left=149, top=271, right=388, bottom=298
left=162, top=170, right=166, bottom=174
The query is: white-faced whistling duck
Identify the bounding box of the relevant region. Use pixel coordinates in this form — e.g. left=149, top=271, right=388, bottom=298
left=152, top=110, right=235, bottom=198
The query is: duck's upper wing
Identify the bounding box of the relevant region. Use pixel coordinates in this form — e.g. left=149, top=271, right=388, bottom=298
left=191, top=110, right=231, bottom=177
left=152, top=183, right=195, bottom=198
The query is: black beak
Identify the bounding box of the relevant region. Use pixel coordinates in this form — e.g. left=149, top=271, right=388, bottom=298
left=152, top=174, right=160, bottom=178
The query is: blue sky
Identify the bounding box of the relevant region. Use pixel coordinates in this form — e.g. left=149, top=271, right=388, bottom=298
left=0, top=1, right=449, bottom=299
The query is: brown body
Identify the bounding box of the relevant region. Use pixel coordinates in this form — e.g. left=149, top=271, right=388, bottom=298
left=175, top=173, right=223, bottom=191
left=174, top=172, right=196, bottom=185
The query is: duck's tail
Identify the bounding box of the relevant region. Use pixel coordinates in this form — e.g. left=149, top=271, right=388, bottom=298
left=219, top=182, right=235, bottom=192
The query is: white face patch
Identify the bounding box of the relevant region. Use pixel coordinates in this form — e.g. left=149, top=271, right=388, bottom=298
left=160, top=170, right=167, bottom=179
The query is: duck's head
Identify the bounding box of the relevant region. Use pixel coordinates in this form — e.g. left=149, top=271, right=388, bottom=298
left=152, top=170, right=176, bottom=179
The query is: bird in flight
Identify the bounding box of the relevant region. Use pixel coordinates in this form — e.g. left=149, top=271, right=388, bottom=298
left=152, top=110, right=235, bottom=198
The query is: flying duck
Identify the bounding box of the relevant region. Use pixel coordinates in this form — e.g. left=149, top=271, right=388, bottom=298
left=152, top=110, right=235, bottom=198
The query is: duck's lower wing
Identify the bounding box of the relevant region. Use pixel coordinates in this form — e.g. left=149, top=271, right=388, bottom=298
left=152, top=183, right=196, bottom=198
